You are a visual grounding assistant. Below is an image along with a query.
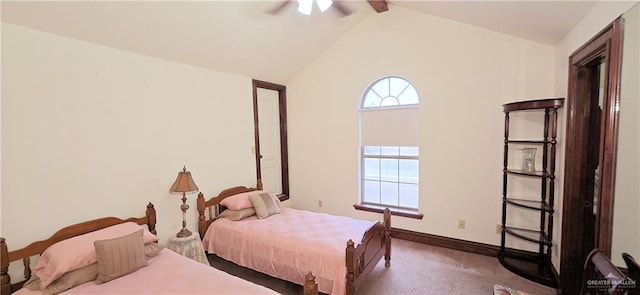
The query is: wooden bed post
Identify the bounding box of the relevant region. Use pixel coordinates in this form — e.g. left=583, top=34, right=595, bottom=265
left=384, top=208, right=391, bottom=268
left=197, top=192, right=207, bottom=239
left=1, top=238, right=10, bottom=295
left=146, top=202, right=157, bottom=235
left=303, top=271, right=318, bottom=295
left=345, top=239, right=356, bottom=295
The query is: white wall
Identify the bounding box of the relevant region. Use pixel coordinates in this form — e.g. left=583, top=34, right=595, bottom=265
left=286, top=5, right=555, bottom=247
left=612, top=2, right=640, bottom=267
left=1, top=24, right=258, bottom=250
left=552, top=0, right=639, bottom=269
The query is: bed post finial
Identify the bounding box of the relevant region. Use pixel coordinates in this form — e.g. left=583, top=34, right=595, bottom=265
left=303, top=271, right=318, bottom=295
left=146, top=202, right=157, bottom=235
left=1, top=237, right=11, bottom=295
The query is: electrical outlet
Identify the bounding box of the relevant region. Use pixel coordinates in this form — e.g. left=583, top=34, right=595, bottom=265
left=318, top=200, right=323, bottom=207
left=458, top=220, right=466, bottom=229
left=496, top=224, right=502, bottom=234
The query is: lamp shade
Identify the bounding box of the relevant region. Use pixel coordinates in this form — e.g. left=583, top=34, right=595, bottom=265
left=169, top=166, right=199, bottom=194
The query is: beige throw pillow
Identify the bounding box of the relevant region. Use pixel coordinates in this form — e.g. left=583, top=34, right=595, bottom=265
left=144, top=242, right=164, bottom=257
left=23, top=263, right=98, bottom=295
left=218, top=207, right=256, bottom=221
left=249, top=193, right=281, bottom=219
left=94, top=229, right=147, bottom=284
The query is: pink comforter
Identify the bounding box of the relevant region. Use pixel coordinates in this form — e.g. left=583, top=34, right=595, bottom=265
left=15, top=249, right=276, bottom=294
left=202, top=208, right=376, bottom=295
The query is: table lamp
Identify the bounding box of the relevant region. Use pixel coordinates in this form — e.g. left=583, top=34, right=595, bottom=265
left=169, top=166, right=199, bottom=238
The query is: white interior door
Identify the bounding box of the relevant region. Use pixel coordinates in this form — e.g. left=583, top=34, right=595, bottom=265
left=257, top=88, right=282, bottom=195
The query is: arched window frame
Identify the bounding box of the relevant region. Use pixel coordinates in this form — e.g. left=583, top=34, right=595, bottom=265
left=356, top=76, right=423, bottom=219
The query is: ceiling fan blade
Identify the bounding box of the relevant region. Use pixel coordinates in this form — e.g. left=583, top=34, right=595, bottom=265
left=367, top=0, right=388, bottom=13
left=332, top=1, right=353, bottom=17
left=267, top=1, right=293, bottom=15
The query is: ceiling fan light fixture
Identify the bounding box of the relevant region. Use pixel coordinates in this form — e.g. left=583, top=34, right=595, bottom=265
left=317, top=0, right=333, bottom=12
left=297, top=0, right=313, bottom=15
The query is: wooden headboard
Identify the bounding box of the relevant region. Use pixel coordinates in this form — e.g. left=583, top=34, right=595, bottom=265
left=196, top=184, right=262, bottom=239
left=0, top=202, right=157, bottom=295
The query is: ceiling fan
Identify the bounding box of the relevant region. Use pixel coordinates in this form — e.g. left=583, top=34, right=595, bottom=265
left=268, top=0, right=388, bottom=17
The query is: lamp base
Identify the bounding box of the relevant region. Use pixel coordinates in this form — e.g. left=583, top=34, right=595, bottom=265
left=176, top=228, right=192, bottom=238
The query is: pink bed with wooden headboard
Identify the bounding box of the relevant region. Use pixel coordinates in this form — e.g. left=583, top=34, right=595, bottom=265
left=197, top=186, right=391, bottom=295
left=11, top=248, right=275, bottom=295
left=1, top=203, right=318, bottom=295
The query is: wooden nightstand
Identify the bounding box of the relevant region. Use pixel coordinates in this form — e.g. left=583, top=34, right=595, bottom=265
left=167, top=234, right=209, bottom=265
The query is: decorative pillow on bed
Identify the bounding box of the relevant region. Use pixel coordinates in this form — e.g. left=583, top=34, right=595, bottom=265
left=33, top=222, right=158, bottom=288
left=23, top=263, right=98, bottom=295
left=94, top=229, right=147, bottom=284
left=249, top=192, right=281, bottom=219
left=220, top=190, right=266, bottom=210
left=218, top=207, right=256, bottom=221
left=144, top=242, right=165, bottom=257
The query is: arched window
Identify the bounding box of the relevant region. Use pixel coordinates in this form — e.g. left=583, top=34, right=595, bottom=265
left=361, top=76, right=419, bottom=108
left=359, top=76, right=419, bottom=211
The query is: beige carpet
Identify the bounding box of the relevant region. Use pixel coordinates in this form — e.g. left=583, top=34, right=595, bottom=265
left=357, top=239, right=555, bottom=294
left=208, top=238, right=557, bottom=295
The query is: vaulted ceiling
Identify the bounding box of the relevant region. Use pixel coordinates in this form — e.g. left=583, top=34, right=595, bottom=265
left=1, top=1, right=600, bottom=83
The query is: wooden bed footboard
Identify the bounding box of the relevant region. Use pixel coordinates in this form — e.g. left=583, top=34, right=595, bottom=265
left=345, top=208, right=391, bottom=295
left=0, top=203, right=157, bottom=295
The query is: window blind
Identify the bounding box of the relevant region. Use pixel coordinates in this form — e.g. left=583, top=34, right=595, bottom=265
left=360, top=107, right=419, bottom=146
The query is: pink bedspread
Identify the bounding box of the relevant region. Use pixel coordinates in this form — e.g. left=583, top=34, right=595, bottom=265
left=15, top=248, right=276, bottom=294
left=202, top=207, right=376, bottom=295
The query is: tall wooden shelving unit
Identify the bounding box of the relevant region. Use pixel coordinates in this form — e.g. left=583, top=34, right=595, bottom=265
left=499, top=98, right=563, bottom=287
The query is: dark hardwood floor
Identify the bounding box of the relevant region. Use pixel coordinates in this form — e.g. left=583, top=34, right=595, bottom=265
left=207, top=253, right=319, bottom=295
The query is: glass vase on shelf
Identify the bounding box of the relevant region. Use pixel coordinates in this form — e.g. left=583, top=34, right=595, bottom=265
left=521, top=148, right=536, bottom=173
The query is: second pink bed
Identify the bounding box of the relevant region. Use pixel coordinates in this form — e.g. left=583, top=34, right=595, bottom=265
left=197, top=185, right=392, bottom=295
left=202, top=207, right=375, bottom=294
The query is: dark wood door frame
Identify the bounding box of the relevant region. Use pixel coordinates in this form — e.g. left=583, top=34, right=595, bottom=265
left=560, top=17, right=623, bottom=294
left=252, top=79, right=290, bottom=201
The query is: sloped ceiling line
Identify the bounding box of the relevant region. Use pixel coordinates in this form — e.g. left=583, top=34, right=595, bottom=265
left=1, top=1, right=598, bottom=83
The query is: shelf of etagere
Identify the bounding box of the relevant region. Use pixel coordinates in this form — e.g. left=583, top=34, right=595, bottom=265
left=504, top=226, right=552, bottom=246
left=505, top=198, right=553, bottom=212
left=505, top=169, right=548, bottom=178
